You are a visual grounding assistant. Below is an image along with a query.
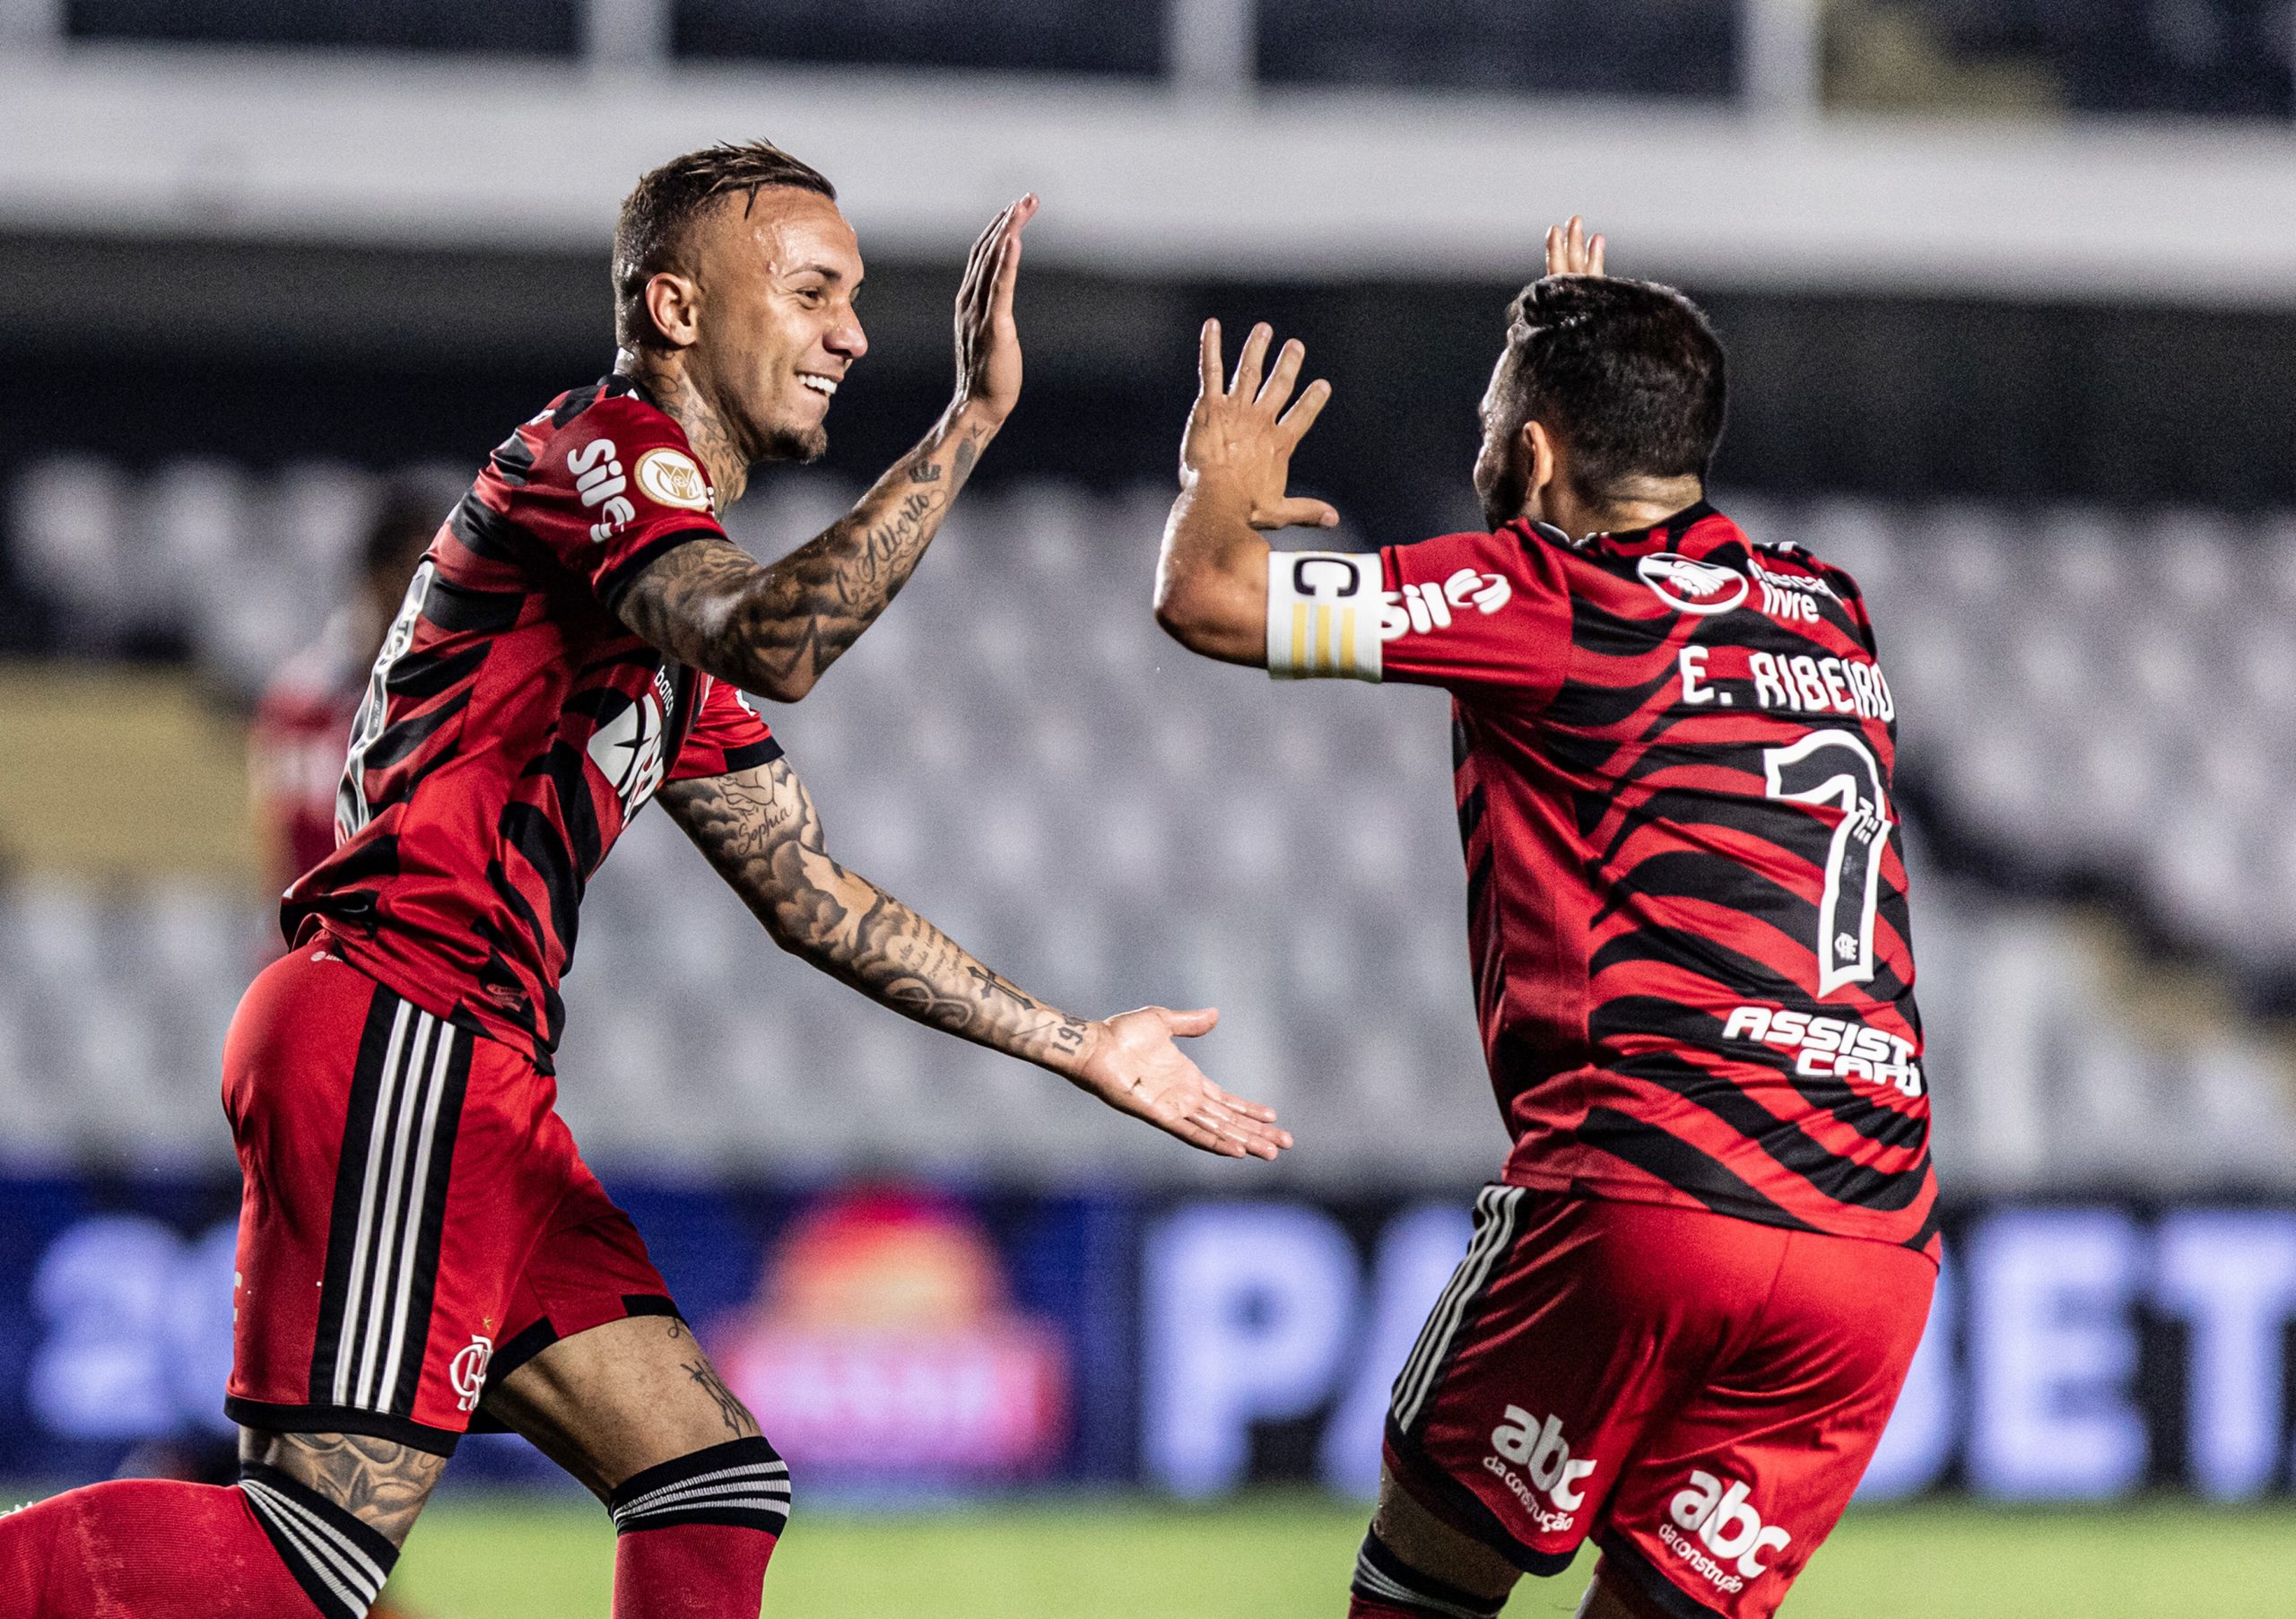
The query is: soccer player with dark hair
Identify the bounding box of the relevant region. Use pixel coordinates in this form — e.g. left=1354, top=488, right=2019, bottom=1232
left=1153, top=220, right=1934, bottom=1619
left=0, top=140, right=1288, bottom=1619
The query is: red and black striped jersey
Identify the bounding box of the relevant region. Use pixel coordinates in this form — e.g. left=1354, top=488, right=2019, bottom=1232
left=283, top=376, right=781, bottom=1070
left=1270, top=503, right=1935, bottom=1255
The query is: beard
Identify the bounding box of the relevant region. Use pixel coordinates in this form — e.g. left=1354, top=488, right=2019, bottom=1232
left=1475, top=459, right=1526, bottom=532
left=753, top=417, right=827, bottom=466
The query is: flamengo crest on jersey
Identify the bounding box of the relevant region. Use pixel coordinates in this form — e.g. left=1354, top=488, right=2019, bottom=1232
left=1283, top=504, right=1935, bottom=1255
left=283, top=376, right=782, bottom=1070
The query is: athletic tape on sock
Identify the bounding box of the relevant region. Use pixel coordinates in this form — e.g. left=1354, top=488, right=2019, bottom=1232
left=607, top=1437, right=791, bottom=1536
left=238, top=1464, right=399, bottom=1619
left=1350, top=1529, right=1506, bottom=1619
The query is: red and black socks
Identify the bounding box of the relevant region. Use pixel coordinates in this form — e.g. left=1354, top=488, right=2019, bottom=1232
left=607, top=1437, right=789, bottom=1619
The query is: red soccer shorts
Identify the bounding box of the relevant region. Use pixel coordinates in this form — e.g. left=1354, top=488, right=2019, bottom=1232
left=1383, top=1185, right=1935, bottom=1619
left=222, top=938, right=677, bottom=1453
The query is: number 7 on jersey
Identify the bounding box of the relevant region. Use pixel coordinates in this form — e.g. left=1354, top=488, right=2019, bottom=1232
left=1762, top=730, right=1892, bottom=997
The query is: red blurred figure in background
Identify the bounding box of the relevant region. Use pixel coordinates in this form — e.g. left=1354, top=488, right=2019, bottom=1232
left=249, top=488, right=442, bottom=901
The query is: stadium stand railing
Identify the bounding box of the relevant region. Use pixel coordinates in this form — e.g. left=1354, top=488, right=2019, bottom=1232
left=45, top=0, right=2296, bottom=115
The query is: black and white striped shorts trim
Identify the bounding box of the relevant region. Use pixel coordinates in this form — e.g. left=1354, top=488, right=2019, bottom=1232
left=1389, top=1185, right=1524, bottom=1437
left=608, top=1437, right=792, bottom=1536
left=309, top=988, right=474, bottom=1421
left=1351, top=1528, right=1504, bottom=1619
left=239, top=1463, right=400, bottom=1619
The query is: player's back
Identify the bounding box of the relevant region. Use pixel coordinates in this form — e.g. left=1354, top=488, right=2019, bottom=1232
left=1367, top=502, right=1933, bottom=1253
left=283, top=376, right=779, bottom=1068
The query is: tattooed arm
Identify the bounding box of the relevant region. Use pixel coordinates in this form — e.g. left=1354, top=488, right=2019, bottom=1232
left=241, top=1429, right=445, bottom=1547
left=616, top=422, right=982, bottom=703
left=657, top=758, right=1292, bottom=1161
left=618, top=198, right=1032, bottom=702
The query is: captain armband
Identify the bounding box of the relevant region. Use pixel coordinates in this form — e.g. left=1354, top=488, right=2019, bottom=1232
left=1266, top=550, right=1388, bottom=683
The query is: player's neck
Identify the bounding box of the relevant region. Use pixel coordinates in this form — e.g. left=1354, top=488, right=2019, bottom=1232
left=1525, top=477, right=1705, bottom=541
left=613, top=349, right=751, bottom=509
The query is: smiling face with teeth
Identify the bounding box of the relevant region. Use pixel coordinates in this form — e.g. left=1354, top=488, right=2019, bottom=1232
left=670, top=187, right=870, bottom=474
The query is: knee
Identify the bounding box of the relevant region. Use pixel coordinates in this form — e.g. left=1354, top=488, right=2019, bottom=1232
left=1351, top=1528, right=1512, bottom=1619
left=606, top=1434, right=790, bottom=1540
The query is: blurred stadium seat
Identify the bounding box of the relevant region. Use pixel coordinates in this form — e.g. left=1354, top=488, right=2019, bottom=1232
left=3, top=459, right=2293, bottom=1193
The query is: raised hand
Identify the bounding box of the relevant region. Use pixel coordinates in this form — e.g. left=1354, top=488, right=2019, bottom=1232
left=1071, top=1006, right=1292, bottom=1161
left=1181, top=320, right=1337, bottom=532
left=1545, top=214, right=1606, bottom=278
left=953, top=194, right=1038, bottom=427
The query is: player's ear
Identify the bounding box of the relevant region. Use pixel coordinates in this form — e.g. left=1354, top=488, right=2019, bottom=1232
left=1520, top=419, right=1558, bottom=516
left=641, top=271, right=703, bottom=350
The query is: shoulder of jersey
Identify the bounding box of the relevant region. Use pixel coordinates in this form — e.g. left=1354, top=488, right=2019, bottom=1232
left=535, top=385, right=716, bottom=514
left=1746, top=529, right=1866, bottom=602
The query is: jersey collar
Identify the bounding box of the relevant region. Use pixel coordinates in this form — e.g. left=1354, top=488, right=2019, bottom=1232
left=1509, top=499, right=1720, bottom=554
left=1588, top=499, right=1719, bottom=551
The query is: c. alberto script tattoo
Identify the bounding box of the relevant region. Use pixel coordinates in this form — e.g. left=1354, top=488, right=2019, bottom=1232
left=658, top=759, right=1091, bottom=1069
left=616, top=417, right=988, bottom=703
left=241, top=1429, right=447, bottom=1547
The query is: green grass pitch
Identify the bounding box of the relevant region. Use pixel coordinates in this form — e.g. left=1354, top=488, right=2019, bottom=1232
left=388, top=1493, right=2296, bottom=1617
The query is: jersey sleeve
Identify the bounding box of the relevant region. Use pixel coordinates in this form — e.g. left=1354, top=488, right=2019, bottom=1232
left=668, top=675, right=784, bottom=782
left=1264, top=529, right=1571, bottom=703
left=515, top=394, right=727, bottom=609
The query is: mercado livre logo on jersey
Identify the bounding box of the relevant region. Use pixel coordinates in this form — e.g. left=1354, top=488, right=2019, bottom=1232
left=1636, top=552, right=1748, bottom=615
left=635, top=448, right=712, bottom=512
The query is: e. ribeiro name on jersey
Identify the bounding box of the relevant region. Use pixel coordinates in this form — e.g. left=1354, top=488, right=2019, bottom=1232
left=284, top=376, right=782, bottom=1070
left=1265, top=504, right=1935, bottom=1255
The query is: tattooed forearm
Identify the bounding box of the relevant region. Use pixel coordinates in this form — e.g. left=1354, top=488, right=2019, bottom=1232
left=240, top=1429, right=447, bottom=1547
left=659, top=761, right=1094, bottom=1072
left=617, top=409, right=991, bottom=701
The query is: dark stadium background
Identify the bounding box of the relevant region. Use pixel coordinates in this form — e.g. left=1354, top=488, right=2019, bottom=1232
left=4, top=4, right=2295, bottom=1615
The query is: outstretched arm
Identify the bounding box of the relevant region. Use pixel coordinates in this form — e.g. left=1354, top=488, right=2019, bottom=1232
left=1155, top=217, right=1605, bottom=666
left=1152, top=319, right=1337, bottom=666
left=620, top=196, right=1036, bottom=702
left=657, top=758, right=1292, bottom=1162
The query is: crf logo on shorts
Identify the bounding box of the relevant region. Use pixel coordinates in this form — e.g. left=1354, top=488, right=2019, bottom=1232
left=449, top=1335, right=494, bottom=1414
left=1483, top=1405, right=1596, bottom=1533
left=1662, top=1469, right=1792, bottom=1584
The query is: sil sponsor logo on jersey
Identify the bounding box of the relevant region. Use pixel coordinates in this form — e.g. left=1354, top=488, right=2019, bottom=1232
left=1287, top=554, right=1516, bottom=642
left=1380, top=565, right=1513, bottom=637
left=570, top=439, right=711, bottom=543
left=1483, top=1405, right=1596, bottom=1536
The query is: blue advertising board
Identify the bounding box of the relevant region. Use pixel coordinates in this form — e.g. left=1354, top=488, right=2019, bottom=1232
left=7, top=1178, right=2296, bottom=1502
